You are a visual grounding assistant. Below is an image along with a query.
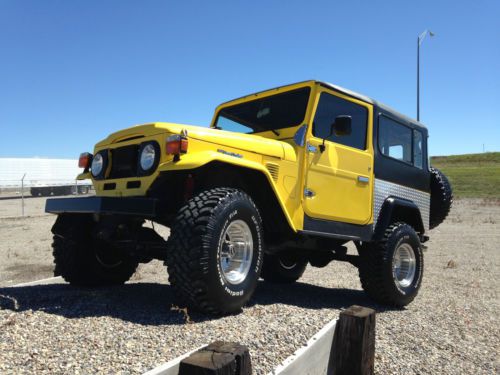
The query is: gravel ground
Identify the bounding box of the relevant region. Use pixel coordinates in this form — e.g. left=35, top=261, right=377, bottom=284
left=0, top=197, right=499, bottom=374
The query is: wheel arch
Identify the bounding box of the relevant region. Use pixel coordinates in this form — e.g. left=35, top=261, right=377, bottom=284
left=193, top=161, right=296, bottom=241
left=374, top=197, right=425, bottom=239
left=152, top=159, right=296, bottom=241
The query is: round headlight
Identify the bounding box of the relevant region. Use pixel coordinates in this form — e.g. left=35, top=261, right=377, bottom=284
left=140, top=144, right=156, bottom=171
left=91, top=153, right=104, bottom=177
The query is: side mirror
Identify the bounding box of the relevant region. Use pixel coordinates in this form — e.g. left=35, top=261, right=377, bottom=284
left=331, top=115, right=352, bottom=137
left=319, top=115, right=352, bottom=153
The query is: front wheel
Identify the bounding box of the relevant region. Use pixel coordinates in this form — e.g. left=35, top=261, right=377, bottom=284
left=51, top=214, right=139, bottom=286
left=166, top=188, right=264, bottom=315
left=358, top=222, right=423, bottom=307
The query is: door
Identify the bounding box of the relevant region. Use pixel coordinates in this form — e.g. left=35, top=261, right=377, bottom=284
left=304, top=90, right=374, bottom=225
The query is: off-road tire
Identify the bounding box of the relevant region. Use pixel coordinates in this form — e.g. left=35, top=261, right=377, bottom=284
left=358, top=222, right=423, bottom=307
left=52, top=214, right=139, bottom=286
left=261, top=253, right=307, bottom=283
left=429, top=167, right=453, bottom=229
left=166, top=188, right=264, bottom=315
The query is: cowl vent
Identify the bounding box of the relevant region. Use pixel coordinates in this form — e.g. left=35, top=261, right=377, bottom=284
left=265, top=163, right=279, bottom=181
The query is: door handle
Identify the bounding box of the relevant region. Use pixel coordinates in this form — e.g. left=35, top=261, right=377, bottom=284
left=358, top=176, right=369, bottom=183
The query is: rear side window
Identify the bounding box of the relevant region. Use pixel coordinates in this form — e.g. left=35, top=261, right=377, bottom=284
left=312, top=92, right=368, bottom=150
left=379, top=116, right=412, bottom=164
left=413, top=130, right=423, bottom=169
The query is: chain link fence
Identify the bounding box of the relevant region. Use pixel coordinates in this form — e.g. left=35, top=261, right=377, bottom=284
left=0, top=178, right=93, bottom=217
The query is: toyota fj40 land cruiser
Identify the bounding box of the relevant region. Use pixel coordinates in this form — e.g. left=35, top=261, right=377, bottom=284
left=46, top=81, right=452, bottom=314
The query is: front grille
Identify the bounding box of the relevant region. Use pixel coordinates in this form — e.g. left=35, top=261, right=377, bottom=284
left=109, top=145, right=139, bottom=179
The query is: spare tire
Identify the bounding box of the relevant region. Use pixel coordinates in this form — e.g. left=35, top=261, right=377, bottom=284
left=429, top=167, right=453, bottom=229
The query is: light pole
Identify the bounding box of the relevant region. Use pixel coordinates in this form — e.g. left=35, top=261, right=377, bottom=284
left=417, top=29, right=434, bottom=122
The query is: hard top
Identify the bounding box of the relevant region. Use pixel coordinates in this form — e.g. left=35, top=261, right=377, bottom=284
left=219, top=80, right=427, bottom=131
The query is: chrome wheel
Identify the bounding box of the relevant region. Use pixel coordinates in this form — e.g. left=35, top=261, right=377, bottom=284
left=220, top=220, right=253, bottom=285
left=392, top=243, right=416, bottom=288
left=94, top=242, right=123, bottom=268
left=279, top=257, right=298, bottom=270
left=95, top=251, right=123, bottom=268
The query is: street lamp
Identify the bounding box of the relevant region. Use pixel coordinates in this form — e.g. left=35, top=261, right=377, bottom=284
left=417, top=29, right=435, bottom=122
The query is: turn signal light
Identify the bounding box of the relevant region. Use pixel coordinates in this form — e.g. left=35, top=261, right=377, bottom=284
left=78, top=152, right=93, bottom=169
left=166, top=135, right=188, bottom=155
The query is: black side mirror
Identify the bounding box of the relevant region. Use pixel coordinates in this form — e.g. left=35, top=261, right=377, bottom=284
left=319, top=115, right=352, bottom=152
left=331, top=115, right=352, bottom=136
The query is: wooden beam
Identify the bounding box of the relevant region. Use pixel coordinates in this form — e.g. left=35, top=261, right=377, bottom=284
left=179, top=341, right=251, bottom=375
left=329, top=305, right=376, bottom=375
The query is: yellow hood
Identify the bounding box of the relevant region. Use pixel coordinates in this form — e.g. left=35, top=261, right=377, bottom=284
left=95, top=122, right=296, bottom=160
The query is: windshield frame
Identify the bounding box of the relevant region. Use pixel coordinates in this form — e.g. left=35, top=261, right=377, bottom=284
left=212, top=86, right=312, bottom=135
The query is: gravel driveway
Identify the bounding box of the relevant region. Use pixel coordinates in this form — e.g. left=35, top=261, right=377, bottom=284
left=0, top=197, right=498, bottom=374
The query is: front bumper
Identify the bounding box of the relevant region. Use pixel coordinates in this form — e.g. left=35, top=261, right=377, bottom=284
left=45, top=196, right=158, bottom=218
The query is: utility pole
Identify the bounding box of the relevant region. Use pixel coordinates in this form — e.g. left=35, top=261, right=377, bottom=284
left=21, top=173, right=26, bottom=216
left=417, top=30, right=434, bottom=122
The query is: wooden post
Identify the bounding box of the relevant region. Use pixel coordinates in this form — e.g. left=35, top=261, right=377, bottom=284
left=328, top=305, right=376, bottom=375
left=179, top=341, right=252, bottom=375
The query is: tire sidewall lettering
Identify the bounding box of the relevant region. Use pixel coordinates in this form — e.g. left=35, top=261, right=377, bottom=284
left=211, top=197, right=263, bottom=299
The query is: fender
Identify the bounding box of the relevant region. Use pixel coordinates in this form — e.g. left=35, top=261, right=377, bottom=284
left=374, top=197, right=425, bottom=239
left=157, top=150, right=298, bottom=232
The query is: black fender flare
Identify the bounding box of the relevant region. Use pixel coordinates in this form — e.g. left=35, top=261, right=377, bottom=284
left=374, top=197, right=424, bottom=240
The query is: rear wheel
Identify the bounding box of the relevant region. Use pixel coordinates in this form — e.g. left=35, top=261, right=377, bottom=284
left=261, top=252, right=307, bottom=283
left=51, top=214, right=139, bottom=286
left=166, top=188, right=264, bottom=314
left=358, top=222, right=423, bottom=307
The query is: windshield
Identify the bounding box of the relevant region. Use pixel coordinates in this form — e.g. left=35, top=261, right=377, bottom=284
left=214, top=87, right=310, bottom=134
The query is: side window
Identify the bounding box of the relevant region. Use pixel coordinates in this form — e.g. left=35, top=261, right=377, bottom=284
left=312, top=92, right=368, bottom=150
left=378, top=116, right=412, bottom=164
left=413, top=130, right=423, bottom=169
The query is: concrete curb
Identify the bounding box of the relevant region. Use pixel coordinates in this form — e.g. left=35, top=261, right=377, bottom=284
left=12, top=276, right=64, bottom=287
left=270, top=318, right=338, bottom=375
left=142, top=345, right=207, bottom=375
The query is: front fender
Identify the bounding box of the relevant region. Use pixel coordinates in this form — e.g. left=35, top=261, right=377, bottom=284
left=157, top=151, right=297, bottom=232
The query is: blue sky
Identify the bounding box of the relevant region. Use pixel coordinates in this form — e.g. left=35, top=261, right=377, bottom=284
left=1, top=0, right=499, bottom=158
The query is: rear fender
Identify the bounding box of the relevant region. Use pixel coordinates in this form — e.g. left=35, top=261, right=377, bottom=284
left=374, top=197, right=425, bottom=239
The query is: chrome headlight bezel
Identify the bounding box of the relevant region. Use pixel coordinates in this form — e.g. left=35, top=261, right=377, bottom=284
left=91, top=151, right=107, bottom=179
left=137, top=141, right=160, bottom=176
left=140, top=143, right=156, bottom=171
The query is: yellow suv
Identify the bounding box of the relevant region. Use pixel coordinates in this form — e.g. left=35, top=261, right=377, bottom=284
left=46, top=81, right=452, bottom=314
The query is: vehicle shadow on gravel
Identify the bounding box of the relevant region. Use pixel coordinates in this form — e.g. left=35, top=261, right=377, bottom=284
left=0, top=283, right=203, bottom=326
left=251, top=280, right=398, bottom=312
left=0, top=280, right=398, bottom=325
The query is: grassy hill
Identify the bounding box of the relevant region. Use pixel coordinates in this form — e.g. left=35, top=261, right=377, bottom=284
left=431, top=152, right=500, bottom=198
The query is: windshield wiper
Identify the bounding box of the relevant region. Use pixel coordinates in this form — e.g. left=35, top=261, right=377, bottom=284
left=253, top=124, right=279, bottom=136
